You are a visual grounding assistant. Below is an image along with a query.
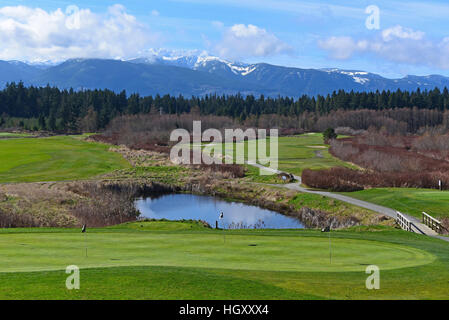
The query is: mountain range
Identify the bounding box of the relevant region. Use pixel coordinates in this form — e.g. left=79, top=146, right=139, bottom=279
left=1, top=52, right=449, bottom=97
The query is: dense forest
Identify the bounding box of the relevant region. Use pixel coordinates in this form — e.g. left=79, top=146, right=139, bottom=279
left=1, top=81, right=449, bottom=133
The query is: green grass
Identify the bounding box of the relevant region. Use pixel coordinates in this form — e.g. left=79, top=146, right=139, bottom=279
left=0, top=136, right=130, bottom=183
left=191, top=133, right=353, bottom=177
left=243, top=165, right=292, bottom=184
left=341, top=188, right=449, bottom=219
left=0, top=132, right=32, bottom=138
left=272, top=133, right=354, bottom=175
left=215, top=133, right=354, bottom=176
left=0, top=221, right=448, bottom=299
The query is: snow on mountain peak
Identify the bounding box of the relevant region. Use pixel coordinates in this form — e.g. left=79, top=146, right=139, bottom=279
left=321, top=68, right=370, bottom=84
left=128, top=49, right=257, bottom=76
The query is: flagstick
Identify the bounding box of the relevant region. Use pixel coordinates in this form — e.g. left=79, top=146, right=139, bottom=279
left=219, top=212, right=225, bottom=244
left=329, top=228, right=332, bottom=264
left=84, top=232, right=88, bottom=258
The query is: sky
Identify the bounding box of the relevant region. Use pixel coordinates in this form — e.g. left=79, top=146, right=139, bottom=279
left=1, top=0, right=449, bottom=78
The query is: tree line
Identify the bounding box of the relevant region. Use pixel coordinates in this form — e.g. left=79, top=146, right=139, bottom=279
left=2, top=81, right=449, bottom=132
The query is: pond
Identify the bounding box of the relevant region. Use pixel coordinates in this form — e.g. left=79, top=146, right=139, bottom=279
left=135, top=194, right=304, bottom=229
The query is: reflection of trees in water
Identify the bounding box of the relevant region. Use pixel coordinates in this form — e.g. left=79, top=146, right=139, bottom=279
left=226, top=219, right=266, bottom=230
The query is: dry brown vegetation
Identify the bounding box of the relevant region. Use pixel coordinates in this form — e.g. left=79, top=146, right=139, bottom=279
left=302, top=167, right=449, bottom=191
left=91, top=113, right=305, bottom=153
left=314, top=108, right=449, bottom=134
left=303, top=130, right=449, bottom=191
left=0, top=183, right=79, bottom=227
left=67, top=182, right=140, bottom=227
left=0, top=210, right=39, bottom=228
left=91, top=113, right=238, bottom=153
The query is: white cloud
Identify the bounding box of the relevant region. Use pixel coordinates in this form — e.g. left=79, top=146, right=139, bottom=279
left=381, top=25, right=424, bottom=42
left=319, top=25, right=449, bottom=70
left=151, top=10, right=160, bottom=16
left=318, top=36, right=368, bottom=60
left=0, top=5, right=160, bottom=62
left=213, top=24, right=291, bottom=59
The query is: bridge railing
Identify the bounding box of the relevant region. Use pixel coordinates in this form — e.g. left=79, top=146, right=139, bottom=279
left=422, top=212, right=445, bottom=234
left=396, top=211, right=412, bottom=232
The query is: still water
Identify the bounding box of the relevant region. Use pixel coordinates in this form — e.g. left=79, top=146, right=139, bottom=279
left=135, top=194, right=304, bottom=229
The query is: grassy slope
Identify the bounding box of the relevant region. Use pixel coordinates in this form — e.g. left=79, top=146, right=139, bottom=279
left=0, top=136, right=130, bottom=183
left=341, top=188, right=449, bottom=219
left=271, top=133, right=354, bottom=176
left=220, top=133, right=353, bottom=176
left=0, top=221, right=448, bottom=300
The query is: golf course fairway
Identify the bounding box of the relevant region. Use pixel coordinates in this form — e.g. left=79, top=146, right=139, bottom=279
left=0, top=136, right=129, bottom=183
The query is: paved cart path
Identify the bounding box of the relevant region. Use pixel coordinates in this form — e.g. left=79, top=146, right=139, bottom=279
left=248, top=161, right=447, bottom=242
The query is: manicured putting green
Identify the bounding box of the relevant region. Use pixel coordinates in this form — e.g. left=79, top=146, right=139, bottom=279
left=0, top=136, right=129, bottom=182
left=0, top=232, right=435, bottom=273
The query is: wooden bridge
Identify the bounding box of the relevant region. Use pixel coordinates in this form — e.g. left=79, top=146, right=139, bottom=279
left=396, top=211, right=439, bottom=236
left=422, top=212, right=446, bottom=234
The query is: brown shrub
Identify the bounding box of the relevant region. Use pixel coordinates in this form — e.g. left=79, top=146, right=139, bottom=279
left=194, top=163, right=246, bottom=179
left=302, top=167, right=449, bottom=190
left=302, top=168, right=364, bottom=192
left=330, top=135, right=449, bottom=173
left=0, top=210, right=40, bottom=228
left=68, top=183, right=140, bottom=227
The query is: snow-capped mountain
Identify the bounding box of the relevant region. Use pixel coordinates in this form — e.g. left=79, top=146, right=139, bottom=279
left=129, top=50, right=257, bottom=77
left=322, top=69, right=372, bottom=84
left=1, top=50, right=449, bottom=97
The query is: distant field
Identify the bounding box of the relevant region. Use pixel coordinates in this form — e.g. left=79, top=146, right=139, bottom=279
left=0, top=132, right=33, bottom=138
left=342, top=188, right=449, bottom=219
left=0, top=136, right=130, bottom=183
left=273, top=133, right=354, bottom=175
left=213, top=133, right=354, bottom=176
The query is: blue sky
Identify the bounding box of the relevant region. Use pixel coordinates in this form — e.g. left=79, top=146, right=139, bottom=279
left=1, top=0, right=449, bottom=78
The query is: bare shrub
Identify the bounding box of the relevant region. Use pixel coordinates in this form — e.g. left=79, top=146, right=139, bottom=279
left=412, top=134, right=449, bottom=161
left=302, top=167, right=449, bottom=190
left=314, top=108, right=444, bottom=134
left=92, top=113, right=238, bottom=152
left=68, top=183, right=140, bottom=227
left=302, top=168, right=364, bottom=192
left=0, top=210, right=40, bottom=228
left=334, top=127, right=365, bottom=136
left=226, top=219, right=266, bottom=229
left=330, top=134, right=449, bottom=173
left=195, top=164, right=246, bottom=179
left=290, top=207, right=360, bottom=229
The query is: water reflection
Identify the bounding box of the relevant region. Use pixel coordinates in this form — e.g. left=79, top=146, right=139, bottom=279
left=135, top=194, right=304, bottom=229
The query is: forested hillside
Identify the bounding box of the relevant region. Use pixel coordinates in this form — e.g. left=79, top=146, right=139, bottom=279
left=1, top=82, right=449, bottom=133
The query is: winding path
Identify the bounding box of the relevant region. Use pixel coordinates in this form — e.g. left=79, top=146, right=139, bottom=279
left=247, top=161, right=449, bottom=242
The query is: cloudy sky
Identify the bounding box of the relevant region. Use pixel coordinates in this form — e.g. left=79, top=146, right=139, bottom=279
left=1, top=0, right=449, bottom=78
